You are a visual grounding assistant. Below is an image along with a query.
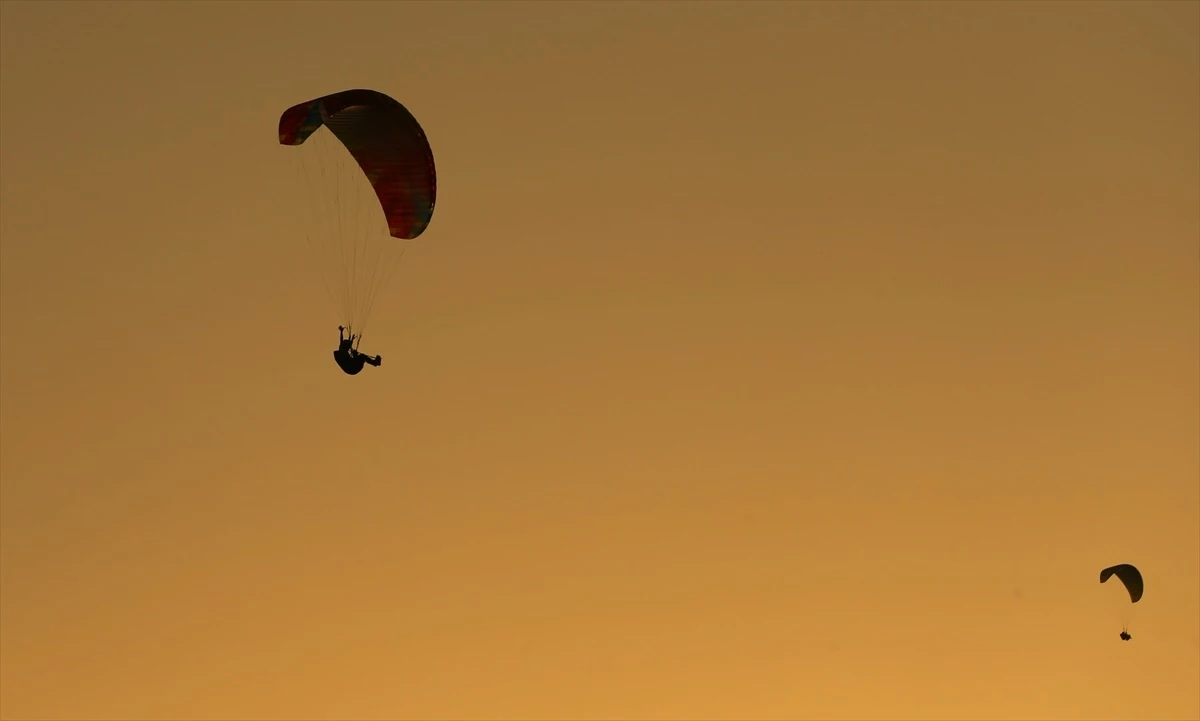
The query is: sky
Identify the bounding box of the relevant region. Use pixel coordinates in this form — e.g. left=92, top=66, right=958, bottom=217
left=1, top=1, right=1197, bottom=719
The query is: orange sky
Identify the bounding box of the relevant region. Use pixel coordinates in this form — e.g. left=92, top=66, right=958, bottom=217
left=1, top=2, right=1197, bottom=719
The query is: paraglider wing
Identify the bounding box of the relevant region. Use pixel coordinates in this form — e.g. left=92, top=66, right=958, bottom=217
left=1100, top=564, right=1143, bottom=603
left=278, top=88, right=437, bottom=240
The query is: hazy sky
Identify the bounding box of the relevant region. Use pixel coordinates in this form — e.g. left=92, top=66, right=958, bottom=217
left=1, top=1, right=1197, bottom=720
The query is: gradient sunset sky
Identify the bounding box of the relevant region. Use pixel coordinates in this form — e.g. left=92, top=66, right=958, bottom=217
left=1, top=2, right=1197, bottom=720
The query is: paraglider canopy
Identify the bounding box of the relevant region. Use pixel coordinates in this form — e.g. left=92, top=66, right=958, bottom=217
left=278, top=88, right=437, bottom=241
left=1100, top=564, right=1143, bottom=603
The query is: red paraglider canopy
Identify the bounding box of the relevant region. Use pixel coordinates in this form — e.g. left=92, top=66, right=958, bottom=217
left=278, top=88, right=437, bottom=240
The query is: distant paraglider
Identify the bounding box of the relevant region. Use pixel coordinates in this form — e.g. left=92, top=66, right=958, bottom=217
left=277, top=88, right=437, bottom=375
left=1100, top=563, right=1143, bottom=641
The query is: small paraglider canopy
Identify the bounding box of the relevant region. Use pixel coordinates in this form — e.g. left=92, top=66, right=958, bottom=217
left=278, top=88, right=437, bottom=241
left=1100, top=563, right=1143, bottom=603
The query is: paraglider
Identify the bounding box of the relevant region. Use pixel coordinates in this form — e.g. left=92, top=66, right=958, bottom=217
left=333, top=326, right=381, bottom=376
left=277, top=88, right=437, bottom=375
left=1100, top=563, right=1142, bottom=642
